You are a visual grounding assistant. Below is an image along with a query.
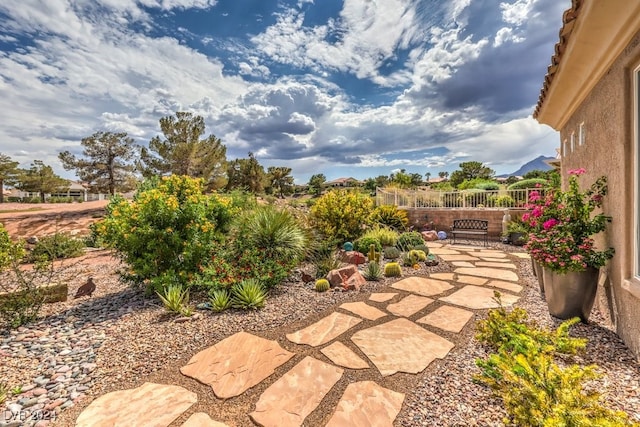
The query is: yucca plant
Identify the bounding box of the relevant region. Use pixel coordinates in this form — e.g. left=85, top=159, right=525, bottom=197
left=209, top=289, right=232, bottom=312
left=363, top=261, right=383, bottom=281
left=156, top=284, right=193, bottom=316
left=231, top=279, right=267, bottom=310
left=240, top=206, right=308, bottom=261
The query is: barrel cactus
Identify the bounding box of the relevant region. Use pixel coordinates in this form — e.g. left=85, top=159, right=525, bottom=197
left=315, top=279, right=330, bottom=292
left=384, top=262, right=402, bottom=277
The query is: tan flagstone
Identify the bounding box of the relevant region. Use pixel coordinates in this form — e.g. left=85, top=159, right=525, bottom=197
left=249, top=356, right=343, bottom=427
left=369, top=292, right=397, bottom=302
left=325, top=381, right=405, bottom=427
left=181, top=413, right=230, bottom=427
left=454, top=267, right=519, bottom=282
left=417, top=305, right=474, bottom=333
left=440, top=285, right=519, bottom=309
left=485, top=280, right=523, bottom=293
left=477, top=257, right=510, bottom=262
left=428, top=247, right=461, bottom=255
left=452, top=261, right=475, bottom=268
left=391, top=277, right=453, bottom=297
left=438, top=254, right=480, bottom=262
left=476, top=251, right=507, bottom=258
left=180, top=332, right=294, bottom=399
left=426, top=242, right=443, bottom=248
left=448, top=245, right=481, bottom=251
left=476, top=261, right=517, bottom=269
left=512, top=252, right=531, bottom=259
left=320, top=341, right=369, bottom=369
left=286, top=312, right=362, bottom=347
left=351, top=318, right=454, bottom=376
left=456, top=275, right=488, bottom=286
left=386, top=294, right=434, bottom=317
left=340, top=301, right=388, bottom=321
left=429, top=272, right=455, bottom=280
left=76, top=382, right=197, bottom=427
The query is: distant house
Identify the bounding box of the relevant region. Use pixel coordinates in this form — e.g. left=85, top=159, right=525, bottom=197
left=534, top=0, right=640, bottom=358
left=325, top=177, right=362, bottom=188
left=12, top=181, right=109, bottom=202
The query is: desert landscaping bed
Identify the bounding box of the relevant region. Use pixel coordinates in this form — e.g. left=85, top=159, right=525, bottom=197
left=0, top=245, right=638, bottom=427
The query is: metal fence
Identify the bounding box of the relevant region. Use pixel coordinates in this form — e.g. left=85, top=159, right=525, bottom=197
left=376, top=187, right=545, bottom=209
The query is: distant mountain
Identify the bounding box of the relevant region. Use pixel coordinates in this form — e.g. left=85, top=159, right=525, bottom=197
left=499, top=155, right=555, bottom=177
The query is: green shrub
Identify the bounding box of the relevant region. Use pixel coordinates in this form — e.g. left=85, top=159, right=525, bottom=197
left=396, top=231, right=424, bottom=251
left=362, top=261, right=382, bottom=281
left=95, top=175, right=235, bottom=288
left=507, top=178, right=549, bottom=190
left=369, top=205, right=408, bottom=230
left=474, top=297, right=635, bottom=426
left=196, top=257, right=238, bottom=291
left=487, top=194, right=514, bottom=207
left=156, top=284, right=193, bottom=316
left=458, top=179, right=499, bottom=191
left=28, top=233, right=85, bottom=262
left=231, top=279, right=267, bottom=309
left=208, top=289, right=232, bottom=312
left=354, top=236, right=382, bottom=255
left=360, top=226, right=399, bottom=247
left=383, top=262, right=402, bottom=277
left=315, top=279, right=330, bottom=292
left=0, top=225, right=47, bottom=328
left=383, top=246, right=401, bottom=260
left=310, top=189, right=373, bottom=241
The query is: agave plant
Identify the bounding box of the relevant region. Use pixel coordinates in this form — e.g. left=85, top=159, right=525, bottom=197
left=363, top=261, right=383, bottom=281
left=209, top=289, right=232, bottom=312
left=231, top=279, right=267, bottom=310
left=156, top=284, right=193, bottom=316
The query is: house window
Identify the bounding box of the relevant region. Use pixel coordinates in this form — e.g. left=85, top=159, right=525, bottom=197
left=579, top=122, right=585, bottom=146
left=562, top=139, right=567, bottom=157
left=570, top=132, right=575, bottom=152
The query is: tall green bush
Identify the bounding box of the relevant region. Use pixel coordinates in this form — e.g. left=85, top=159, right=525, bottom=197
left=475, top=297, right=636, bottom=426
left=310, top=189, right=373, bottom=241
left=95, top=175, right=235, bottom=289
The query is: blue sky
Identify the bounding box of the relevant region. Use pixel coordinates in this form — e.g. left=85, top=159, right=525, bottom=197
left=0, top=0, right=566, bottom=184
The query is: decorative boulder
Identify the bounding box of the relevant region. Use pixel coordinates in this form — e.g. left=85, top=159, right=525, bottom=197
left=421, top=230, right=439, bottom=241
left=342, top=251, right=366, bottom=265
left=326, top=265, right=366, bottom=291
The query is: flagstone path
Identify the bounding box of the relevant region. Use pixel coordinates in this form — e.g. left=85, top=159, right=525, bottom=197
left=74, top=243, right=530, bottom=426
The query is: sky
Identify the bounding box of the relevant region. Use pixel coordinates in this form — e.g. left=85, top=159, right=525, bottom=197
left=0, top=0, right=567, bottom=184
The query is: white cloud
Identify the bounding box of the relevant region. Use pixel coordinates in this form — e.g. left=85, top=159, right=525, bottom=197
left=500, top=0, right=538, bottom=26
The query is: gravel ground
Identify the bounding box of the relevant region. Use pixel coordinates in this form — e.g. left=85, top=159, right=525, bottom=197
left=1, top=244, right=639, bottom=427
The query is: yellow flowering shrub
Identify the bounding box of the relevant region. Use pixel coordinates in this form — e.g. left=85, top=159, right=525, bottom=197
left=310, top=189, right=373, bottom=241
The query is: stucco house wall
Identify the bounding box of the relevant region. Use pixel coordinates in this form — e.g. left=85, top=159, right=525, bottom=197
left=556, top=29, right=640, bottom=357
left=534, top=0, right=640, bottom=359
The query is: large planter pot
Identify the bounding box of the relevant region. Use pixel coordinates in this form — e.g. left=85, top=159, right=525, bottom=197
left=542, top=267, right=599, bottom=322
left=532, top=261, right=545, bottom=296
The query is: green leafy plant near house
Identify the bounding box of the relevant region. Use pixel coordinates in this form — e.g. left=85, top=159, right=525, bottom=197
left=475, top=294, right=636, bottom=426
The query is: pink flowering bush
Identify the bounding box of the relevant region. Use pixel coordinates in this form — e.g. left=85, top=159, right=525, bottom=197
left=523, top=169, right=614, bottom=273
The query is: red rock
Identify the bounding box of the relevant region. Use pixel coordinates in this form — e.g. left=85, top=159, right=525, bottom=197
left=342, top=271, right=366, bottom=291
left=326, top=265, right=357, bottom=287
left=342, top=251, right=365, bottom=265
left=421, top=230, right=439, bottom=241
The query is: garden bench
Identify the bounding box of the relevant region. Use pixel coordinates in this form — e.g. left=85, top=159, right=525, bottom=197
left=450, top=219, right=489, bottom=247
